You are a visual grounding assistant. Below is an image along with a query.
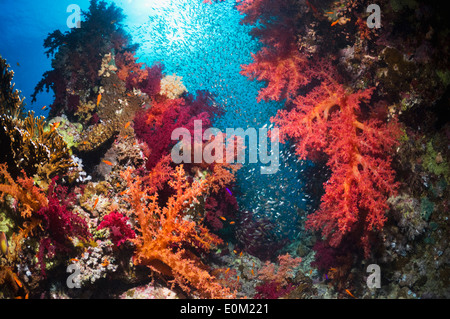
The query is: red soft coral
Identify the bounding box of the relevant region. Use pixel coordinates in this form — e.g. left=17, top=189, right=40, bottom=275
left=134, top=91, right=222, bottom=169
left=126, top=64, right=163, bottom=98
left=254, top=253, right=301, bottom=299
left=238, top=0, right=307, bottom=102
left=98, top=211, right=135, bottom=247
left=272, top=80, right=402, bottom=256
left=35, top=178, right=91, bottom=276
left=241, top=47, right=311, bottom=102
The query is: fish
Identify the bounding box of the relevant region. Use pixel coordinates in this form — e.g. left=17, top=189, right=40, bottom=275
left=329, top=267, right=337, bottom=272
left=16, top=62, right=20, bottom=67
left=225, top=188, right=232, bottom=196
left=331, top=19, right=340, bottom=26
left=236, top=276, right=240, bottom=283
left=101, top=258, right=109, bottom=267
left=97, top=93, right=102, bottom=106
left=116, top=182, right=121, bottom=187
left=13, top=274, right=22, bottom=288
left=326, top=11, right=334, bottom=14
left=345, top=289, right=357, bottom=299
left=309, top=269, right=313, bottom=275
left=219, top=216, right=226, bottom=221
left=124, top=121, right=131, bottom=129
left=229, top=221, right=235, bottom=225
left=251, top=269, right=255, bottom=276
left=51, top=122, right=61, bottom=131
left=70, top=258, right=79, bottom=262
left=102, top=160, right=113, bottom=166
left=0, top=232, right=9, bottom=255
left=305, top=0, right=319, bottom=14
left=93, top=197, right=99, bottom=210
left=239, top=251, right=243, bottom=257
left=41, top=105, right=47, bottom=110
left=119, top=190, right=127, bottom=196
left=225, top=268, right=230, bottom=274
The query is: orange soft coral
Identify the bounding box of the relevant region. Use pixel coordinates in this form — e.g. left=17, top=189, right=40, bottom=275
left=122, top=163, right=235, bottom=298
left=0, top=163, right=48, bottom=218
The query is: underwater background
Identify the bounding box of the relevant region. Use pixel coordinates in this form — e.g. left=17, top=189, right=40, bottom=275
left=0, top=0, right=449, bottom=299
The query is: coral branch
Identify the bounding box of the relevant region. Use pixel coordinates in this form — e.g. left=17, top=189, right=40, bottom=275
left=272, top=80, right=402, bottom=256
left=122, top=164, right=235, bottom=298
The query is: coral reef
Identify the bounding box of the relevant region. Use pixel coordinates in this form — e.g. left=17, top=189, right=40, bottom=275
left=31, top=0, right=137, bottom=119
left=1, top=0, right=448, bottom=300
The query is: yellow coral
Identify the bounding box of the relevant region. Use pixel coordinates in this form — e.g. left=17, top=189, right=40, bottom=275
left=0, top=112, right=75, bottom=184
left=160, top=74, right=187, bottom=99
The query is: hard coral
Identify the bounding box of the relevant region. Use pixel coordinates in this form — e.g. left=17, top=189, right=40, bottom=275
left=122, top=164, right=235, bottom=298
left=272, top=79, right=403, bottom=256
left=0, top=112, right=75, bottom=184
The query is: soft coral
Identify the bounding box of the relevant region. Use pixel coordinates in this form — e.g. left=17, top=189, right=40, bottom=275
left=134, top=91, right=222, bottom=170
left=272, top=80, right=402, bottom=256
left=98, top=211, right=135, bottom=247
left=241, top=47, right=311, bottom=102
left=35, top=178, right=91, bottom=276
left=122, top=164, right=235, bottom=298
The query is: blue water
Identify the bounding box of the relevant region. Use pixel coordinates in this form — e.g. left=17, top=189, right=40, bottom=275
left=0, top=0, right=309, bottom=240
